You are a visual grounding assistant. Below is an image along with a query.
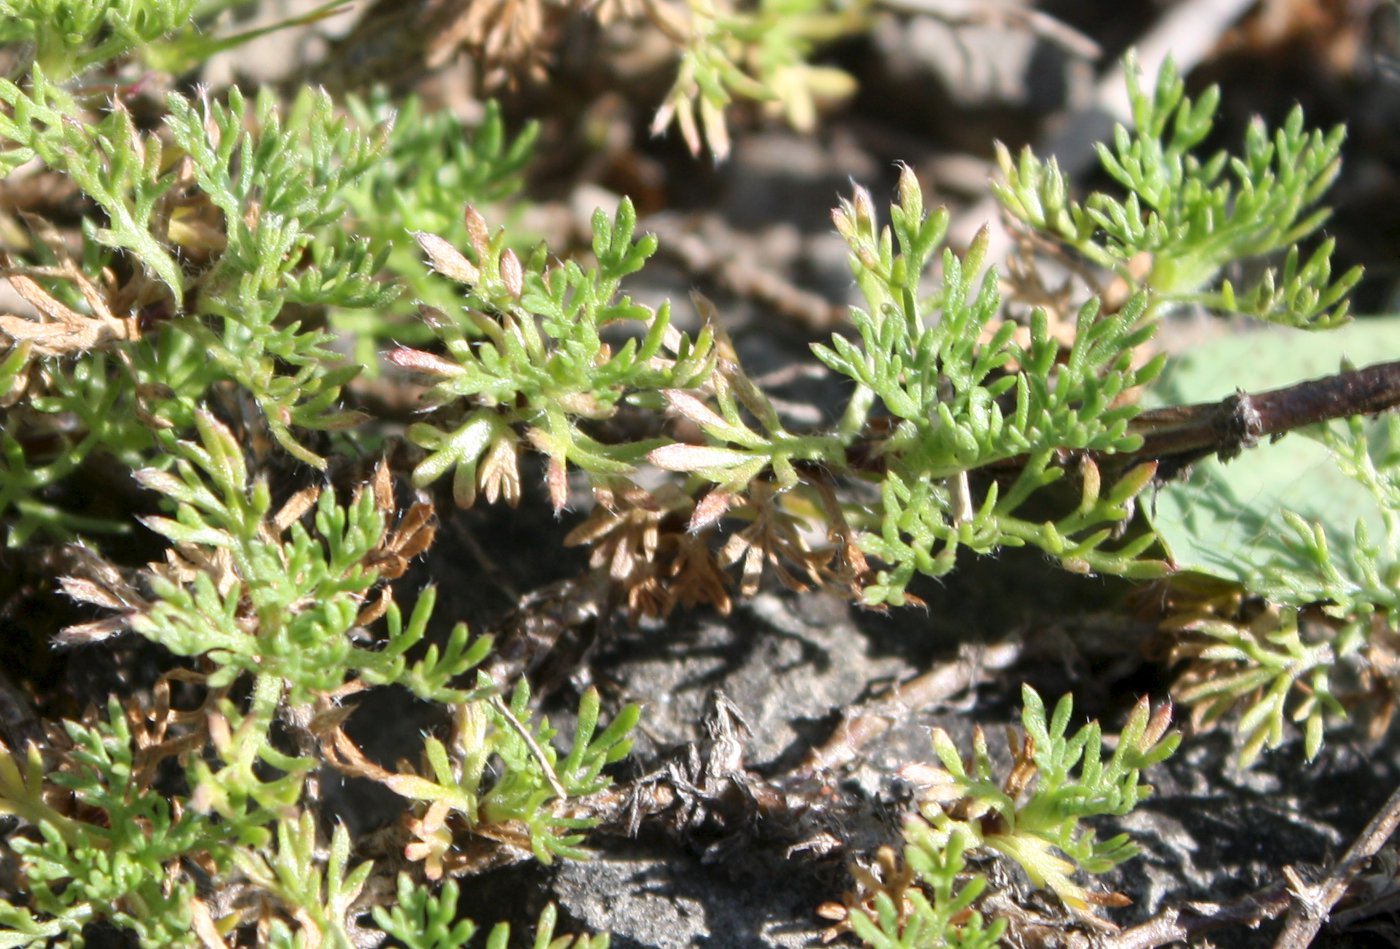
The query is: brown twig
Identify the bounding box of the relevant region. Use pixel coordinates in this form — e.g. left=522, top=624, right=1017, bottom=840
left=1128, top=359, right=1400, bottom=465
left=1272, top=779, right=1400, bottom=949
left=842, top=359, right=1400, bottom=480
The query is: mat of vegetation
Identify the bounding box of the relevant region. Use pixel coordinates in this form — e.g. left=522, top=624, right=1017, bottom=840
left=1, top=2, right=1400, bottom=947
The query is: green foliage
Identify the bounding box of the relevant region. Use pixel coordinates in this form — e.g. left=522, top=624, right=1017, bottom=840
left=848, top=687, right=1178, bottom=946
left=0, top=8, right=627, bottom=940
left=652, top=0, right=864, bottom=158
left=494, top=684, right=639, bottom=859
left=0, top=344, right=186, bottom=546
left=0, top=70, right=182, bottom=293
left=375, top=885, right=611, bottom=949
left=0, top=685, right=629, bottom=945
left=0, top=0, right=345, bottom=80
left=232, top=816, right=372, bottom=949
left=0, top=62, right=396, bottom=541
left=1164, top=409, right=1397, bottom=764
left=399, top=165, right=1170, bottom=609
left=926, top=687, right=1178, bottom=913
left=384, top=683, right=638, bottom=871
left=813, top=169, right=1168, bottom=603
left=0, top=9, right=1394, bottom=944
left=1258, top=415, right=1400, bottom=622
left=163, top=85, right=394, bottom=465
left=400, top=64, right=1378, bottom=616
left=987, top=51, right=1400, bottom=764
left=0, top=700, right=249, bottom=947
left=1172, top=608, right=1342, bottom=766
left=995, top=52, right=1361, bottom=327
left=846, top=825, right=1005, bottom=949
left=1150, top=327, right=1399, bottom=603
left=142, top=0, right=351, bottom=75
left=359, top=587, right=497, bottom=703
left=395, top=199, right=717, bottom=508
left=129, top=410, right=481, bottom=701
left=335, top=94, right=538, bottom=362
left=374, top=875, right=488, bottom=949
left=0, top=0, right=196, bottom=78
left=1145, top=321, right=1400, bottom=763
left=0, top=413, right=633, bottom=944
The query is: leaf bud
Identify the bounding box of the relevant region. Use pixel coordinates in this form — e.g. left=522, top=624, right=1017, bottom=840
left=832, top=205, right=855, bottom=243
left=689, top=489, right=735, bottom=532
left=499, top=248, right=523, bottom=299
left=648, top=443, right=752, bottom=472
left=546, top=454, right=569, bottom=513
left=386, top=347, right=462, bottom=377
left=413, top=231, right=478, bottom=285
left=479, top=434, right=522, bottom=507
left=896, top=162, right=922, bottom=220
left=851, top=183, right=876, bottom=233
left=463, top=205, right=490, bottom=261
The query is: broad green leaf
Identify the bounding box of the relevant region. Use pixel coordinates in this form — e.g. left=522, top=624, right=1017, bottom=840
left=1146, top=317, right=1400, bottom=584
